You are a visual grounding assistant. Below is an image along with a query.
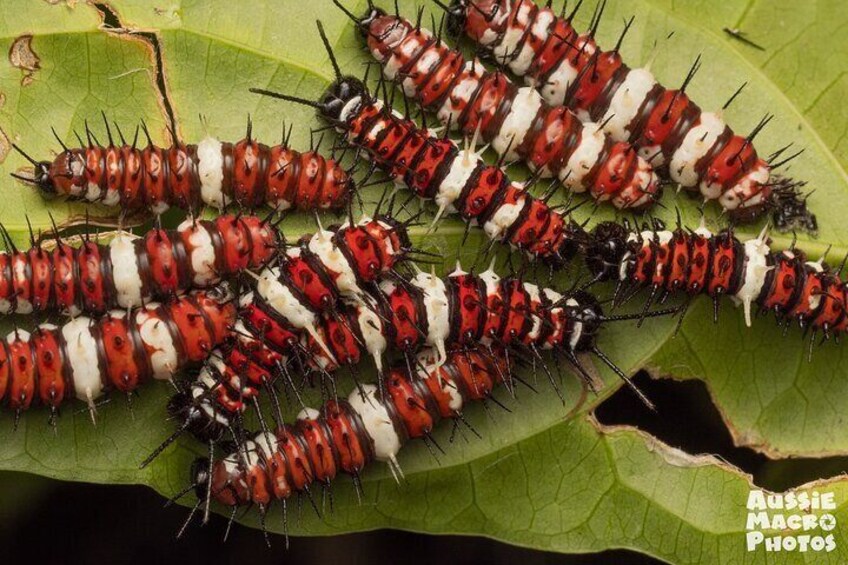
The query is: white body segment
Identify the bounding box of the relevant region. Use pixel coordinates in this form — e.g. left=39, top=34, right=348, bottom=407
left=536, top=58, right=579, bottom=107
left=256, top=267, right=316, bottom=330
left=178, top=220, right=218, bottom=286
left=60, top=320, right=104, bottom=403
left=109, top=232, right=145, bottom=309
left=347, top=384, right=402, bottom=462
left=412, top=272, right=450, bottom=362
left=490, top=3, right=530, bottom=66
left=804, top=261, right=825, bottom=312
left=437, top=61, right=483, bottom=126
left=197, top=136, right=226, bottom=209
left=136, top=305, right=179, bottom=380
left=478, top=267, right=501, bottom=345
left=565, top=298, right=584, bottom=351
left=523, top=283, right=543, bottom=341
left=383, top=27, right=419, bottom=80
left=66, top=159, right=86, bottom=198
left=541, top=288, right=564, bottom=350
left=195, top=356, right=232, bottom=426
left=560, top=123, right=606, bottom=190
left=491, top=87, right=542, bottom=160
left=12, top=258, right=32, bottom=314
left=483, top=191, right=524, bottom=240
left=338, top=96, right=365, bottom=128
left=601, top=68, right=657, bottom=143
left=653, top=231, right=674, bottom=279
left=307, top=230, right=364, bottom=299
left=732, top=236, right=772, bottom=327
left=401, top=47, right=442, bottom=98
left=437, top=150, right=478, bottom=212
left=84, top=181, right=103, bottom=204
left=670, top=112, right=726, bottom=189
left=355, top=299, right=388, bottom=373
left=510, top=10, right=555, bottom=75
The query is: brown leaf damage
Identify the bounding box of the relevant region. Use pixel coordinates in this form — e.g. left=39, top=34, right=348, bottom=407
left=8, top=35, right=41, bottom=86
left=88, top=2, right=179, bottom=139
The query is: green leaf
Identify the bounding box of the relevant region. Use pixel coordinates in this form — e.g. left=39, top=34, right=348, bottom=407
left=0, top=0, right=846, bottom=562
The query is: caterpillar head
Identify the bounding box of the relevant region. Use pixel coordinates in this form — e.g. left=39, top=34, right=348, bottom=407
left=567, top=291, right=605, bottom=351
left=354, top=5, right=389, bottom=38
left=189, top=440, right=243, bottom=506
left=206, top=282, right=235, bottom=305
left=10, top=143, right=65, bottom=198
left=449, top=0, right=506, bottom=40
left=319, top=76, right=369, bottom=122
left=769, top=179, right=818, bottom=235
left=445, top=0, right=471, bottom=37
left=583, top=222, right=632, bottom=281
left=30, top=161, right=56, bottom=197
left=190, top=457, right=211, bottom=501
left=167, top=390, right=230, bottom=445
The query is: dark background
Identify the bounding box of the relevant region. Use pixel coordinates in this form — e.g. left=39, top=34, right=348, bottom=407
left=1, top=371, right=845, bottom=565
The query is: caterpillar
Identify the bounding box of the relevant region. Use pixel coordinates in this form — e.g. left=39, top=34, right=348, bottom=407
left=440, top=0, right=816, bottom=230
left=169, top=346, right=513, bottom=540
left=346, top=6, right=662, bottom=211
left=11, top=118, right=355, bottom=215
left=250, top=22, right=587, bottom=267
left=583, top=220, right=848, bottom=349
left=0, top=214, right=277, bottom=316
left=0, top=287, right=236, bottom=428
left=144, top=258, right=670, bottom=471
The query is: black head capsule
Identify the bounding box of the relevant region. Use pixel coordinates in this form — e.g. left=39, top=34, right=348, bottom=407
left=358, top=5, right=386, bottom=34
left=330, top=0, right=385, bottom=36
left=31, top=162, right=56, bottom=197
left=583, top=221, right=632, bottom=281
left=190, top=457, right=211, bottom=501
left=318, top=76, right=370, bottom=123
left=10, top=143, right=58, bottom=198
left=567, top=291, right=606, bottom=351
left=444, top=0, right=470, bottom=36
left=166, top=390, right=230, bottom=445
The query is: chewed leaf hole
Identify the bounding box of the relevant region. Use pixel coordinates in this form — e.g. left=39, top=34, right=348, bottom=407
left=593, top=371, right=848, bottom=491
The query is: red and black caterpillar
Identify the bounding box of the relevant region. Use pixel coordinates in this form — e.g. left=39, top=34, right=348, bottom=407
left=0, top=214, right=277, bottom=316
left=443, top=0, right=816, bottom=230
left=0, top=287, right=235, bottom=427
left=12, top=119, right=354, bottom=215
left=349, top=7, right=661, bottom=210
left=251, top=24, right=585, bottom=267
left=585, top=220, right=847, bottom=345
left=172, top=346, right=510, bottom=537
left=151, top=259, right=661, bottom=467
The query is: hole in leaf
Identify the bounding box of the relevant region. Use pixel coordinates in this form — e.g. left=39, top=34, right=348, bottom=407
left=8, top=35, right=40, bottom=86
left=91, top=2, right=179, bottom=136
left=594, top=371, right=848, bottom=491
